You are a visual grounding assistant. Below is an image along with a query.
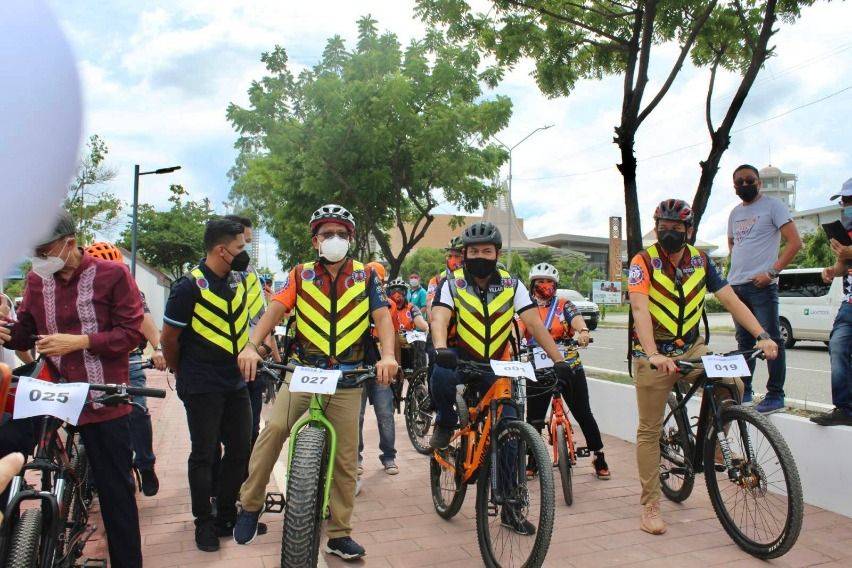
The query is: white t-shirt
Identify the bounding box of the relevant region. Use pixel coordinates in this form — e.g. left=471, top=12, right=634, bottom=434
left=434, top=275, right=535, bottom=314
left=727, top=194, right=792, bottom=285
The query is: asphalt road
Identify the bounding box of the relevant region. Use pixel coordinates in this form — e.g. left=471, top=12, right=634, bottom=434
left=581, top=325, right=834, bottom=406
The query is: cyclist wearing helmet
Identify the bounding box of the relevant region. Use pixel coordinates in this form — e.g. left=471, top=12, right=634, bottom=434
left=85, top=242, right=167, bottom=497
left=629, top=198, right=778, bottom=536
left=233, top=204, right=398, bottom=560
left=429, top=221, right=575, bottom=535
left=522, top=263, right=610, bottom=480
left=425, top=236, right=464, bottom=318
left=365, top=261, right=387, bottom=284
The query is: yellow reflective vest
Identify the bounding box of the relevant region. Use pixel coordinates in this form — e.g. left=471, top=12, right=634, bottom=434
left=640, top=243, right=708, bottom=341
left=447, top=267, right=517, bottom=360
left=188, top=267, right=250, bottom=355
left=243, top=270, right=265, bottom=321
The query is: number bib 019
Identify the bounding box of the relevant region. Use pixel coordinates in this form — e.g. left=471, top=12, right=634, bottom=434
left=701, top=354, right=749, bottom=378
left=288, top=366, right=342, bottom=395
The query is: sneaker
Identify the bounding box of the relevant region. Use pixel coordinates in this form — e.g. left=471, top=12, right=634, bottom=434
left=357, top=461, right=363, bottom=475
left=810, top=408, right=852, bottom=427
left=325, top=536, right=366, bottom=560
left=355, top=477, right=362, bottom=496
left=233, top=509, right=262, bottom=544
left=742, top=389, right=754, bottom=406
left=500, top=506, right=536, bottom=536
left=195, top=520, right=219, bottom=552
left=429, top=425, right=453, bottom=450
left=755, top=396, right=785, bottom=414
left=640, top=502, right=667, bottom=535
left=383, top=460, right=399, bottom=475
left=593, top=452, right=611, bottom=480
left=137, top=467, right=160, bottom=497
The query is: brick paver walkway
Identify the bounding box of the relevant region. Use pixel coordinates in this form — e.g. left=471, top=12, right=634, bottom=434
left=80, top=371, right=852, bottom=567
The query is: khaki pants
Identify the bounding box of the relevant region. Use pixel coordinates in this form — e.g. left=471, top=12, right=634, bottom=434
left=239, top=378, right=362, bottom=538
left=633, top=341, right=743, bottom=505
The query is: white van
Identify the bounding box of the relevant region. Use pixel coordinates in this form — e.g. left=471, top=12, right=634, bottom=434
left=778, top=268, right=844, bottom=348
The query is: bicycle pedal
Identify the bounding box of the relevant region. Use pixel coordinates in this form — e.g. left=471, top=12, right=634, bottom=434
left=576, top=447, right=590, bottom=458
left=78, top=559, right=107, bottom=568
left=487, top=503, right=498, bottom=517
left=264, top=492, right=286, bottom=514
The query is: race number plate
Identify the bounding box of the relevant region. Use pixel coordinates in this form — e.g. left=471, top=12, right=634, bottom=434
left=490, top=360, right=537, bottom=382
left=701, top=354, right=749, bottom=378
left=405, top=330, right=427, bottom=343
left=531, top=347, right=555, bottom=369
left=13, top=376, right=89, bottom=425
left=288, top=366, right=342, bottom=395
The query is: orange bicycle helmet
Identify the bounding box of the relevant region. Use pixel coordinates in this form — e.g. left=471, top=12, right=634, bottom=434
left=365, top=261, right=386, bottom=282
left=86, top=241, right=124, bottom=263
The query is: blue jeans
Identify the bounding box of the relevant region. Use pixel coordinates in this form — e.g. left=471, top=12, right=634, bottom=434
left=829, top=303, right=852, bottom=415
left=429, top=359, right=519, bottom=427
left=358, top=382, right=396, bottom=464
left=128, top=354, right=156, bottom=469
left=732, top=282, right=786, bottom=398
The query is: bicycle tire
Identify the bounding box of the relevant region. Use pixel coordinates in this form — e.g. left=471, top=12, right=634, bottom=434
left=430, top=436, right=467, bottom=519
left=475, top=420, right=555, bottom=568
left=660, top=394, right=695, bottom=503
left=7, top=508, right=42, bottom=568
left=56, top=443, right=89, bottom=563
left=404, top=369, right=434, bottom=455
left=281, top=425, right=328, bottom=568
left=556, top=425, right=573, bottom=506
left=704, top=405, right=803, bottom=559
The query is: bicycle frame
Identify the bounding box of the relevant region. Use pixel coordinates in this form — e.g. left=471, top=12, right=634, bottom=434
left=287, top=393, right=338, bottom=520
left=548, top=394, right=576, bottom=466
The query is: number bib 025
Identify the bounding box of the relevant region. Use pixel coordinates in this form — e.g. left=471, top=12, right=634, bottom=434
left=13, top=376, right=90, bottom=425
left=288, top=366, right=342, bottom=395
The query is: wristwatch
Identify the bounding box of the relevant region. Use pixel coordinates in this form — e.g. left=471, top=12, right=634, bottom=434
left=767, top=268, right=780, bottom=279
left=756, top=331, right=771, bottom=341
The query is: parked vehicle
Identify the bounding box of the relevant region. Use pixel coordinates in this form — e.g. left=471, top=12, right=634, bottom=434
left=556, top=289, right=600, bottom=330
left=777, top=268, right=843, bottom=348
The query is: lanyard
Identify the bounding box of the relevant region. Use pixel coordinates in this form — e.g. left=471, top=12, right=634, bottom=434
left=529, top=299, right=559, bottom=347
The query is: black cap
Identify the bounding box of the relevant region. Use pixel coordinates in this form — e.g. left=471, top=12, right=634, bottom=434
left=36, top=212, right=77, bottom=247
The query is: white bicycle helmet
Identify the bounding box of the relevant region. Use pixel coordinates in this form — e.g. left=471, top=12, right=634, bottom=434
left=387, top=277, right=409, bottom=293
left=529, top=262, right=559, bottom=283
left=310, top=204, right=356, bottom=234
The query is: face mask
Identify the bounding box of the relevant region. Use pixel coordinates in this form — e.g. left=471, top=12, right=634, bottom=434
left=465, top=257, right=497, bottom=279
left=31, top=239, right=70, bottom=279
left=447, top=256, right=462, bottom=272
left=843, top=206, right=852, bottom=219
left=319, top=236, right=349, bottom=263
left=409, top=278, right=419, bottom=288
left=390, top=291, right=406, bottom=307
left=534, top=281, right=556, bottom=299
left=228, top=250, right=251, bottom=272
left=658, top=230, right=687, bottom=254
left=736, top=183, right=759, bottom=203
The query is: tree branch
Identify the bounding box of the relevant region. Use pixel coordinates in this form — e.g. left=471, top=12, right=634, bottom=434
left=629, top=0, right=658, bottom=117
left=705, top=50, right=724, bottom=134
left=636, top=0, right=718, bottom=125
left=502, top=0, right=630, bottom=46
left=733, top=0, right=758, bottom=52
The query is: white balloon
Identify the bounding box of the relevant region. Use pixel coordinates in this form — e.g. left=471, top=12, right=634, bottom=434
left=0, top=1, right=82, bottom=275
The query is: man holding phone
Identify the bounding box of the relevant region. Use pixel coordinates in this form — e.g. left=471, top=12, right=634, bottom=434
left=812, top=179, right=852, bottom=427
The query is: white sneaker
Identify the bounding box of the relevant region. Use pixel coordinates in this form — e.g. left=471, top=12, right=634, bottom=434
left=355, top=476, right=362, bottom=496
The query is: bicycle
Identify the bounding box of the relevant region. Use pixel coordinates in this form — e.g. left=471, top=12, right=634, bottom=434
left=430, top=360, right=555, bottom=568
left=258, top=362, right=375, bottom=568
left=396, top=332, right=432, bottom=455
left=657, top=348, right=803, bottom=559
left=0, top=370, right=166, bottom=568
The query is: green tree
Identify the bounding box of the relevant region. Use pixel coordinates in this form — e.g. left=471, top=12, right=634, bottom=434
left=416, top=0, right=816, bottom=258
left=65, top=134, right=121, bottom=244
left=400, top=248, right=450, bottom=283
left=118, top=185, right=213, bottom=280
left=526, top=248, right=555, bottom=265
left=227, top=16, right=512, bottom=277
left=554, top=253, right=604, bottom=295
left=790, top=231, right=833, bottom=268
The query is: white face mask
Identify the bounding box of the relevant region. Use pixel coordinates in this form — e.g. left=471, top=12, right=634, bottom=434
left=319, top=236, right=349, bottom=263
left=31, top=239, right=71, bottom=279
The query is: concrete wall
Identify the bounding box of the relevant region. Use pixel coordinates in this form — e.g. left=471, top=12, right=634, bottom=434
left=583, top=377, right=852, bottom=518
left=120, top=259, right=170, bottom=326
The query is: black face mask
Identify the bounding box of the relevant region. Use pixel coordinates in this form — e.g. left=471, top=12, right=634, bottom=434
left=736, top=183, right=759, bottom=203
left=466, top=257, right=497, bottom=279
left=229, top=250, right=251, bottom=272
left=658, top=230, right=687, bottom=254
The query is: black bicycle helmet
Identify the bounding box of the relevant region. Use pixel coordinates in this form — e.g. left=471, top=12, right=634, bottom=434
left=310, top=204, right=356, bottom=234
left=462, top=221, right=502, bottom=249
left=653, top=199, right=694, bottom=226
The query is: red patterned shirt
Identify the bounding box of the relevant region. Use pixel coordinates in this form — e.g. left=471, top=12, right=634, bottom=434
left=7, top=252, right=144, bottom=424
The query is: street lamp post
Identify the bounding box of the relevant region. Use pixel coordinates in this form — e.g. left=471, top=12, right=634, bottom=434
left=494, top=125, right=553, bottom=269
left=131, top=164, right=181, bottom=276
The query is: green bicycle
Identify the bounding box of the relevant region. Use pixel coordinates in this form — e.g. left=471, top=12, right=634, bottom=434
left=261, top=362, right=375, bottom=568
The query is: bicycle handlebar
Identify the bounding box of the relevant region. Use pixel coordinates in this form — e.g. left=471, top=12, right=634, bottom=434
left=650, top=348, right=765, bottom=373
left=9, top=375, right=167, bottom=400
left=258, top=362, right=376, bottom=388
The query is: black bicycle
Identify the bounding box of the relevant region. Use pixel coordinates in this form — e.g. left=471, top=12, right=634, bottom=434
left=0, top=377, right=166, bottom=568
left=658, top=348, right=803, bottom=559
left=397, top=334, right=432, bottom=455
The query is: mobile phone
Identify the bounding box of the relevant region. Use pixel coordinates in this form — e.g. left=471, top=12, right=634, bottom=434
left=822, top=221, right=852, bottom=246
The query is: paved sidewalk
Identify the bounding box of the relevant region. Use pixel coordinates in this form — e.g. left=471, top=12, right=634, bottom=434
left=82, top=371, right=852, bottom=567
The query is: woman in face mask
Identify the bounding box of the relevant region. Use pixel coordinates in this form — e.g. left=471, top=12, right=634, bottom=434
left=522, top=263, right=610, bottom=480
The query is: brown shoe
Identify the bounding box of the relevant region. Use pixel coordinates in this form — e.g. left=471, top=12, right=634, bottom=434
left=640, top=502, right=667, bottom=535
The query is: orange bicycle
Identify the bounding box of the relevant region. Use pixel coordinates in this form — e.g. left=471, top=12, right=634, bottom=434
left=430, top=360, right=555, bottom=568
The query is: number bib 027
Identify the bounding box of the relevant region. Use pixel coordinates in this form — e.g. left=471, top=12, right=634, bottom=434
left=13, top=376, right=90, bottom=425
left=701, top=354, right=749, bottom=378
left=288, top=366, right=342, bottom=395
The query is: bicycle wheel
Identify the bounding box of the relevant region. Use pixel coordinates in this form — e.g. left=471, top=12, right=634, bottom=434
left=405, top=368, right=434, bottom=455
left=282, top=425, right=328, bottom=568
left=659, top=394, right=695, bottom=502
left=7, top=508, right=42, bottom=568
left=704, top=405, right=803, bottom=559
left=475, top=420, right=555, bottom=568
left=556, top=424, right=573, bottom=506
left=430, top=435, right=467, bottom=519
left=58, top=443, right=90, bottom=563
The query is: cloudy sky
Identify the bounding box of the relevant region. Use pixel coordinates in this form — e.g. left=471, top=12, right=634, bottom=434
left=51, top=0, right=852, bottom=276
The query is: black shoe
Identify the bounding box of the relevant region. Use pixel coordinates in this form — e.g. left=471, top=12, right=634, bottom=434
left=215, top=519, right=267, bottom=538
left=195, top=520, right=219, bottom=552
left=429, top=425, right=453, bottom=450
left=810, top=408, right=852, bottom=427
left=500, top=506, right=536, bottom=536
left=137, top=467, right=160, bottom=496
left=325, top=536, right=366, bottom=561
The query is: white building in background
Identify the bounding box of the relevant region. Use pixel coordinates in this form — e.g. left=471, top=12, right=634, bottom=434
left=118, top=247, right=172, bottom=326
left=760, top=165, right=797, bottom=210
